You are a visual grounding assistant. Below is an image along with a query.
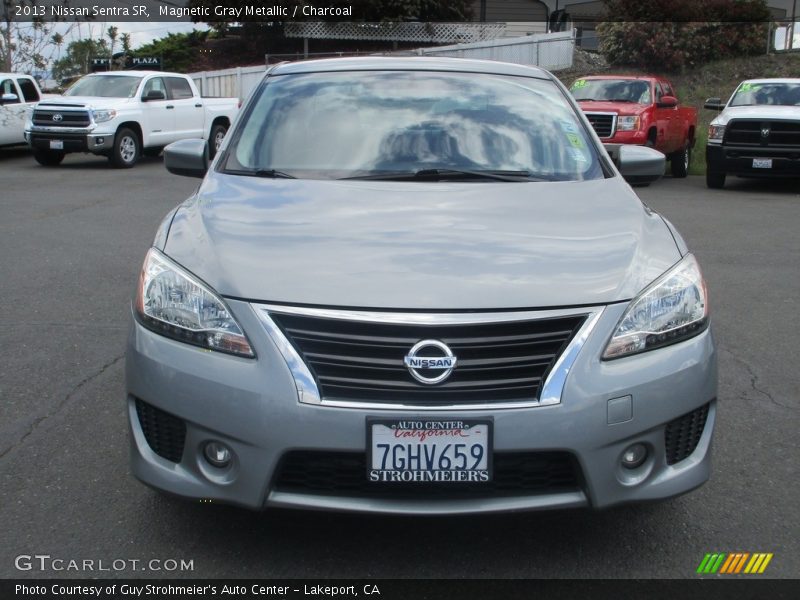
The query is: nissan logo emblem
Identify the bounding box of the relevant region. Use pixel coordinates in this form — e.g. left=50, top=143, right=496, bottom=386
left=404, top=340, right=457, bottom=385
left=52, top=114, right=63, bottom=122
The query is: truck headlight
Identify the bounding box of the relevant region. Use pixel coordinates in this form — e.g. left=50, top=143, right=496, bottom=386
left=617, top=116, right=640, bottom=131
left=708, top=124, right=725, bottom=141
left=134, top=248, right=255, bottom=358
left=92, top=109, right=116, bottom=123
left=603, top=254, right=708, bottom=359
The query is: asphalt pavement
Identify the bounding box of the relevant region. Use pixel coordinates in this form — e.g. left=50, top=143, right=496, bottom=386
left=0, top=148, right=798, bottom=579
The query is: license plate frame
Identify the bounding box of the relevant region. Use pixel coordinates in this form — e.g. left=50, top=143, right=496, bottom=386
left=367, top=418, right=493, bottom=483
left=752, top=158, right=772, bottom=169
left=49, top=140, right=64, bottom=150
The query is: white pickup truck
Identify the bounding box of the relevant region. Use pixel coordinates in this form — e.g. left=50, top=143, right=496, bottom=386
left=25, top=70, right=239, bottom=168
left=1, top=73, right=50, bottom=147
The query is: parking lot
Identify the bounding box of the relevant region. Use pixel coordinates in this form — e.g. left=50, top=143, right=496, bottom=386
left=0, top=149, right=798, bottom=579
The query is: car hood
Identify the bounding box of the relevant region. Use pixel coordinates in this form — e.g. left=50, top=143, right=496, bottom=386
left=712, top=105, right=800, bottom=125
left=577, top=101, right=648, bottom=116
left=162, top=174, right=682, bottom=310
left=36, top=96, right=128, bottom=110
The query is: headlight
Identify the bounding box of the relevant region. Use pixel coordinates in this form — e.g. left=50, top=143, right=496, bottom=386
left=617, top=116, right=640, bottom=131
left=708, top=124, right=726, bottom=141
left=603, top=254, right=708, bottom=360
left=92, top=109, right=116, bottom=123
left=134, top=248, right=255, bottom=358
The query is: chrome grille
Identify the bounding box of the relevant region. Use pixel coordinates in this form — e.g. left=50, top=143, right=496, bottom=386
left=269, top=312, right=587, bottom=405
left=33, top=109, right=91, bottom=127
left=584, top=112, right=616, bottom=138
left=724, top=119, right=800, bottom=148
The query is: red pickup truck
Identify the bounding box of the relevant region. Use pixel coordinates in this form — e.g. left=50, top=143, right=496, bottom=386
left=569, top=75, right=697, bottom=177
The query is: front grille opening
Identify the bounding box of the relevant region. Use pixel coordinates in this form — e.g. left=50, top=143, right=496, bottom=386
left=134, top=398, right=187, bottom=463
left=585, top=113, right=616, bottom=138
left=270, top=313, right=587, bottom=405
left=273, top=451, right=582, bottom=499
left=664, top=403, right=710, bottom=465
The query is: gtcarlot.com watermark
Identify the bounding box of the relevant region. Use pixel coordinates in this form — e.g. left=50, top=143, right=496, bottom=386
left=15, top=554, right=194, bottom=573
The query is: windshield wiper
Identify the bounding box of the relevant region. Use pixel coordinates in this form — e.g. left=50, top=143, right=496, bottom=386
left=341, top=168, right=548, bottom=182
left=223, top=168, right=297, bottom=178
left=253, top=169, right=296, bottom=179
left=576, top=98, right=596, bottom=102
left=608, top=98, right=636, bottom=102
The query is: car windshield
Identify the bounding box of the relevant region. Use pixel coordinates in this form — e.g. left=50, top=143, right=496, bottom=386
left=65, top=75, right=142, bottom=98
left=569, top=78, right=652, bottom=104
left=729, top=82, right=800, bottom=106
left=225, top=70, right=603, bottom=181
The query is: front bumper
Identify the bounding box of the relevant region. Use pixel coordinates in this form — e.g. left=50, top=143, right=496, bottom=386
left=706, top=142, right=800, bottom=177
left=126, top=300, right=718, bottom=514
left=26, top=127, right=113, bottom=154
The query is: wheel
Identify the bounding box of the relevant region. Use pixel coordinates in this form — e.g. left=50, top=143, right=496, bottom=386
left=33, top=149, right=65, bottom=166
left=110, top=127, right=140, bottom=168
left=706, top=171, right=726, bottom=189
left=670, top=144, right=690, bottom=178
left=143, top=146, right=163, bottom=158
left=208, top=123, right=227, bottom=159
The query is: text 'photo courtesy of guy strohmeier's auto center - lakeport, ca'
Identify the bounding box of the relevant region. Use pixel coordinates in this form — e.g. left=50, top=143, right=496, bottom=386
left=0, top=0, right=799, bottom=598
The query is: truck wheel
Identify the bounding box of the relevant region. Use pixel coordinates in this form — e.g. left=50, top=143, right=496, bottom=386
left=111, top=128, right=140, bottom=168
left=671, top=144, right=690, bottom=178
left=33, top=149, right=65, bottom=166
left=209, top=123, right=227, bottom=159
left=706, top=171, right=726, bottom=189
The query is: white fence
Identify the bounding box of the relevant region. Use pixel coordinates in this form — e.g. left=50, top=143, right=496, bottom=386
left=189, top=65, right=266, bottom=101
left=413, top=30, right=575, bottom=71
left=189, top=29, right=575, bottom=101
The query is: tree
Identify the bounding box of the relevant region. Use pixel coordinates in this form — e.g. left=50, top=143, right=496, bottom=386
left=1, top=0, right=75, bottom=73
left=51, top=38, right=108, bottom=82
left=106, top=25, right=118, bottom=63
left=131, top=30, right=209, bottom=73
left=598, top=0, right=772, bottom=70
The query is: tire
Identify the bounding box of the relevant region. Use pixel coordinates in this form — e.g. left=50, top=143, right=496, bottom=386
left=110, top=127, right=140, bottom=168
left=706, top=171, right=726, bottom=189
left=208, top=123, right=227, bottom=159
left=143, top=146, right=163, bottom=158
left=33, top=149, right=65, bottom=166
left=670, top=144, right=690, bottom=178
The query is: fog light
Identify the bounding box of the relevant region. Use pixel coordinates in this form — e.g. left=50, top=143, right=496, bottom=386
left=203, top=441, right=232, bottom=468
left=621, top=443, right=647, bottom=469
left=96, top=137, right=104, bottom=145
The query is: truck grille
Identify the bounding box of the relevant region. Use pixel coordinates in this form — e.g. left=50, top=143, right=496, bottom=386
left=269, top=312, right=586, bottom=405
left=724, top=120, right=800, bottom=148
left=33, top=109, right=91, bottom=127
left=584, top=112, right=616, bottom=138
left=664, top=403, right=710, bottom=465
left=274, top=451, right=582, bottom=499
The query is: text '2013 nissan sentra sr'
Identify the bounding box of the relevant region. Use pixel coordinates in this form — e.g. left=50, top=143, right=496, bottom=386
left=126, top=57, right=717, bottom=514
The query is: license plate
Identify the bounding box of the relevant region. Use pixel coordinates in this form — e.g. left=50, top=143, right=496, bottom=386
left=753, top=158, right=772, bottom=169
left=49, top=140, right=64, bottom=150
left=368, top=418, right=492, bottom=483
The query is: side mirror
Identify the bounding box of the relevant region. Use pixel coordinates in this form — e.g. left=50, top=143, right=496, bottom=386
left=704, top=97, right=725, bottom=111
left=617, top=144, right=665, bottom=185
left=1, top=92, right=20, bottom=104
left=164, top=139, right=208, bottom=178
left=142, top=89, right=166, bottom=102
left=657, top=95, right=678, bottom=108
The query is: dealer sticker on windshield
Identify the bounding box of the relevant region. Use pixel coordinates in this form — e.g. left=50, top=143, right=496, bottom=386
left=368, top=418, right=492, bottom=483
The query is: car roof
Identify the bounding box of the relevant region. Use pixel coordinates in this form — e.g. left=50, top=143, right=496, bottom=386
left=270, top=56, right=553, bottom=80
left=578, top=75, right=660, bottom=81
left=740, top=78, right=800, bottom=84
left=0, top=72, right=34, bottom=78
left=79, top=71, right=185, bottom=77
